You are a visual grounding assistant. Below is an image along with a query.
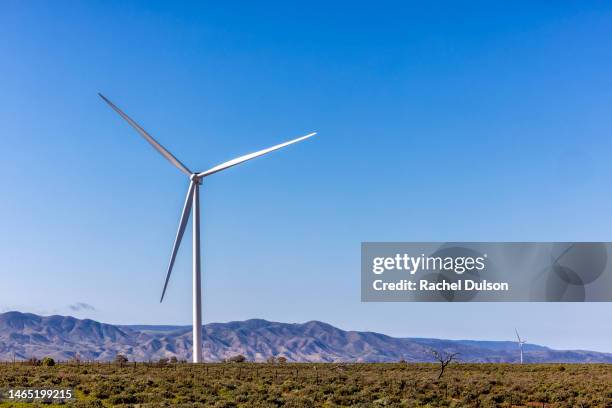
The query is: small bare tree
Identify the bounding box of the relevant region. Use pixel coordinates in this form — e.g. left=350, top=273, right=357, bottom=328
left=114, top=354, right=128, bottom=367
left=430, top=349, right=458, bottom=379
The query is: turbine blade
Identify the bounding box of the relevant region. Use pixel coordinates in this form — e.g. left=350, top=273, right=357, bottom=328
left=98, top=93, right=192, bottom=176
left=160, top=181, right=195, bottom=302
left=515, top=328, right=521, bottom=342
left=197, top=132, right=316, bottom=178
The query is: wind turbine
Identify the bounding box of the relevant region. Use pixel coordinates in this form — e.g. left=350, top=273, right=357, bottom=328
left=515, top=328, right=526, bottom=364
left=99, top=93, right=316, bottom=363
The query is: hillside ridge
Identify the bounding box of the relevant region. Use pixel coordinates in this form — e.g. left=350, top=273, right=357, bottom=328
left=0, top=311, right=610, bottom=363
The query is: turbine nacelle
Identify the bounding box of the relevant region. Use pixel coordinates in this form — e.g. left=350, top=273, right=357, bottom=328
left=190, top=174, right=203, bottom=184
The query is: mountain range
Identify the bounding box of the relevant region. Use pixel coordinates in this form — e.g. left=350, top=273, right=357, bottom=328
left=0, top=311, right=610, bottom=363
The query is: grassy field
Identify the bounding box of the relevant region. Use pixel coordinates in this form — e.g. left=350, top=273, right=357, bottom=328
left=0, top=362, right=609, bottom=407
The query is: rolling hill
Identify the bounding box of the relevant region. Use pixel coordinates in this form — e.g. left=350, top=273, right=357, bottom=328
left=0, top=311, right=609, bottom=363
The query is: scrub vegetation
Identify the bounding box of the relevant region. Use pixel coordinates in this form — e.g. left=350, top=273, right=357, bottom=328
left=0, top=361, right=609, bottom=407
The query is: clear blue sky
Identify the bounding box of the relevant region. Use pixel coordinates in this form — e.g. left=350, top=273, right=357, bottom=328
left=1, top=1, right=612, bottom=352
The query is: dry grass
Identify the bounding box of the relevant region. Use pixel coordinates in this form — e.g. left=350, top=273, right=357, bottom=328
left=0, top=362, right=609, bottom=407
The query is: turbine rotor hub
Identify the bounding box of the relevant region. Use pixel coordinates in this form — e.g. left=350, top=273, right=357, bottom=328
left=190, top=174, right=202, bottom=184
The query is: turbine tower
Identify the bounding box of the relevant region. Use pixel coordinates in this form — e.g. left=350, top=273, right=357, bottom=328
left=99, top=93, right=316, bottom=363
left=515, top=328, right=526, bottom=364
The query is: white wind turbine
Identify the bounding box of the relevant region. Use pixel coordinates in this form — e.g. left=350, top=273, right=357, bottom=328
left=515, top=328, right=526, bottom=364
left=99, top=93, right=316, bottom=363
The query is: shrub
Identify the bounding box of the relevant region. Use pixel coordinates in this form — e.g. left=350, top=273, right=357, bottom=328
left=228, top=354, right=246, bottom=363
left=27, top=357, right=40, bottom=366
left=41, top=357, right=55, bottom=367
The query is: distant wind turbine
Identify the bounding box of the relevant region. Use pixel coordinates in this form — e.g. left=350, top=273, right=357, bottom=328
left=515, top=328, right=526, bottom=364
left=99, top=93, right=316, bottom=363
